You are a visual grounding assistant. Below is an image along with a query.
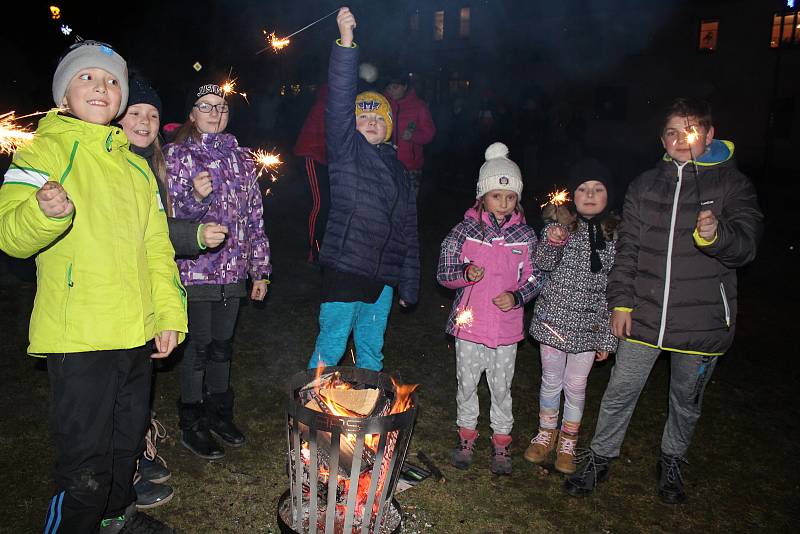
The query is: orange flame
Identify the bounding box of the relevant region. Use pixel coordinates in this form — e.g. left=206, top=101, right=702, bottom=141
left=389, top=377, right=418, bottom=415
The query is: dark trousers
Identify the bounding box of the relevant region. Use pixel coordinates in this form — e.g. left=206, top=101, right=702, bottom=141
left=304, top=157, right=329, bottom=262
left=179, top=298, right=241, bottom=403
left=43, top=346, right=152, bottom=534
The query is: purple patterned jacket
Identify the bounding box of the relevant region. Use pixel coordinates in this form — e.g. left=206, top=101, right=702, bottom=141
left=164, top=133, right=271, bottom=286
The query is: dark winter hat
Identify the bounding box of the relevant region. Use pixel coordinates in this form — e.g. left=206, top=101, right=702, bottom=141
left=185, top=83, right=226, bottom=117
left=127, top=75, right=162, bottom=118
left=565, top=158, right=614, bottom=206
left=53, top=40, right=128, bottom=117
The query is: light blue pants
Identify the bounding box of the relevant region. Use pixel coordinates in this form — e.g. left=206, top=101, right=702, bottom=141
left=308, top=285, right=393, bottom=371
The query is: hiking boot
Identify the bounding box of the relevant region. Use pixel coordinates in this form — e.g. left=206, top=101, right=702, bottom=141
left=451, top=427, right=478, bottom=469
left=179, top=402, right=225, bottom=460
left=490, top=434, right=513, bottom=476
left=524, top=427, right=558, bottom=464
left=139, top=415, right=171, bottom=483
left=554, top=432, right=578, bottom=474
left=134, top=474, right=174, bottom=510
left=657, top=453, right=688, bottom=504
left=564, top=448, right=611, bottom=497
left=119, top=509, right=175, bottom=534
left=205, top=388, right=245, bottom=447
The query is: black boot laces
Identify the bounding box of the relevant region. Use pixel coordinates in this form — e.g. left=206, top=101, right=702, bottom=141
left=574, top=448, right=603, bottom=480
left=662, top=455, right=688, bottom=486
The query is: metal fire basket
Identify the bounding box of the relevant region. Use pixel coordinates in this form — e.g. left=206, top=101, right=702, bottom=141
left=277, top=367, right=417, bottom=534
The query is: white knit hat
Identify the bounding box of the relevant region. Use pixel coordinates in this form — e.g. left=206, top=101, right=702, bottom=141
left=476, top=142, right=523, bottom=199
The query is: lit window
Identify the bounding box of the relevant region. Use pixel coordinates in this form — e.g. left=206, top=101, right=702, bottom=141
left=698, top=20, right=719, bottom=51
left=771, top=11, right=799, bottom=47
left=410, top=11, right=420, bottom=32
left=460, top=7, right=470, bottom=38
left=434, top=11, right=444, bottom=41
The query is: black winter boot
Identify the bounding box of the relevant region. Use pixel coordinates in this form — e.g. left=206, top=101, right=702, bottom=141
left=564, top=448, right=611, bottom=497
left=178, top=402, right=224, bottom=460
left=205, top=389, right=245, bottom=447
left=657, top=453, right=688, bottom=504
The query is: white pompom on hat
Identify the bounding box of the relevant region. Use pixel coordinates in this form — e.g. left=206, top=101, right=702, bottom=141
left=476, top=142, right=523, bottom=199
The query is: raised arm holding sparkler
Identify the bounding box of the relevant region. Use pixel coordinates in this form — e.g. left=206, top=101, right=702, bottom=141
left=305, top=7, right=419, bottom=373
left=437, top=142, right=543, bottom=476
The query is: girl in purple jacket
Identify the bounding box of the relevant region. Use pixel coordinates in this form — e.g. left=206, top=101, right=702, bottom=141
left=165, top=83, right=271, bottom=461
left=437, top=142, right=543, bottom=475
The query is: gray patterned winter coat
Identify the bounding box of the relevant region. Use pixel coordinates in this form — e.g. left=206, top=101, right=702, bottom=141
left=529, top=220, right=618, bottom=353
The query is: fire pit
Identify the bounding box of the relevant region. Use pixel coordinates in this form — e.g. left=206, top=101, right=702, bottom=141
left=278, top=366, right=418, bottom=534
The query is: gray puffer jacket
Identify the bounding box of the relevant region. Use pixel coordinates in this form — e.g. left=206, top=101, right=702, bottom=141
left=606, top=140, right=763, bottom=355
left=530, top=220, right=618, bottom=353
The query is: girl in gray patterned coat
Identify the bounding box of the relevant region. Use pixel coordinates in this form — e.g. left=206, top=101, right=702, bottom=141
left=524, top=159, right=619, bottom=474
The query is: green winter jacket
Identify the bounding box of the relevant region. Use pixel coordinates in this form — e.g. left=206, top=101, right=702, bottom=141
left=0, top=112, right=187, bottom=355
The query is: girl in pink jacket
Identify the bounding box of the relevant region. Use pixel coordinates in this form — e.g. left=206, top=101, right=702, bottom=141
left=437, top=143, right=543, bottom=475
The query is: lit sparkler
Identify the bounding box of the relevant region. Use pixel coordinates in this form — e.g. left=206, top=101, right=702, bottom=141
left=540, top=188, right=571, bottom=208
left=685, top=125, right=699, bottom=145
left=260, top=7, right=340, bottom=54
left=454, top=307, right=474, bottom=329
left=249, top=149, right=283, bottom=179
left=0, top=111, right=35, bottom=155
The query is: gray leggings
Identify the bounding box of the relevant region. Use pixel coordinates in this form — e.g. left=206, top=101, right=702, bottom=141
left=591, top=339, right=719, bottom=458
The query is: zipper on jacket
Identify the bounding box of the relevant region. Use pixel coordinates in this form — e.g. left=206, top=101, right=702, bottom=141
left=719, top=282, right=731, bottom=328
left=657, top=162, right=687, bottom=347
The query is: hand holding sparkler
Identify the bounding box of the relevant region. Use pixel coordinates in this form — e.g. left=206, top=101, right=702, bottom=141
left=492, top=292, right=515, bottom=312
left=337, top=7, right=357, bottom=47
left=610, top=309, right=632, bottom=339
left=695, top=210, right=718, bottom=242
left=595, top=350, right=609, bottom=362
left=192, top=171, right=213, bottom=202
left=465, top=264, right=485, bottom=283
left=546, top=224, right=569, bottom=244
left=36, top=182, right=74, bottom=218
left=251, top=280, right=269, bottom=301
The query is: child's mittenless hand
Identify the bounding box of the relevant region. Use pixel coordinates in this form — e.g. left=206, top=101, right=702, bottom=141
left=466, top=264, right=485, bottom=283
left=151, top=330, right=178, bottom=359
left=492, top=292, right=515, bottom=312
left=547, top=225, right=569, bottom=244
left=595, top=350, right=609, bottom=362
left=696, top=210, right=718, bottom=241
left=201, top=223, right=228, bottom=248
left=610, top=309, right=632, bottom=339
left=192, top=171, right=213, bottom=202
left=337, top=7, right=357, bottom=46
left=251, top=280, right=268, bottom=301
left=36, top=182, right=74, bottom=218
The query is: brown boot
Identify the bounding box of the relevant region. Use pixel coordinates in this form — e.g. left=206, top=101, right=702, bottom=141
left=524, top=428, right=558, bottom=464
left=555, top=431, right=578, bottom=474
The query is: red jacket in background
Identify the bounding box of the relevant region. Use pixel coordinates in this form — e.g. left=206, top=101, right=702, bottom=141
left=386, top=88, right=436, bottom=172
left=293, top=84, right=328, bottom=165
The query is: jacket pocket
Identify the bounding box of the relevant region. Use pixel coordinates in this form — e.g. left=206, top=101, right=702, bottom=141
left=719, top=282, right=730, bottom=328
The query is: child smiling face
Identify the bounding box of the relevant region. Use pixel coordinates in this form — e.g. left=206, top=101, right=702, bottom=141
left=62, top=68, right=122, bottom=125
left=574, top=180, right=608, bottom=218
left=119, top=103, right=159, bottom=148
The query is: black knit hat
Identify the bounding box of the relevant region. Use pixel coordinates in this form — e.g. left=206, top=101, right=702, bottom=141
left=127, top=75, right=162, bottom=118
left=565, top=158, right=614, bottom=207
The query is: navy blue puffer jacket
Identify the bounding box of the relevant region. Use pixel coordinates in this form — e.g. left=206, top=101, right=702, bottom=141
left=319, top=42, right=420, bottom=304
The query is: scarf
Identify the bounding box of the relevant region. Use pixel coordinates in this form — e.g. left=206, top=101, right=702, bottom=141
left=579, top=214, right=606, bottom=273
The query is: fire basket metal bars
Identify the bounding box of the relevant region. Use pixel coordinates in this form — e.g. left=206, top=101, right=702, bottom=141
left=278, top=367, right=417, bottom=534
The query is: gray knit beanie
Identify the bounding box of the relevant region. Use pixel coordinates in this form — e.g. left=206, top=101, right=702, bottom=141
left=52, top=40, right=129, bottom=117
left=476, top=142, right=523, bottom=199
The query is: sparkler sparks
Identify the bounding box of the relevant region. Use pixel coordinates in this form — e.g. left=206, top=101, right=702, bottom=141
left=454, top=307, right=474, bottom=329
left=540, top=188, right=571, bottom=208
left=263, top=31, right=291, bottom=52
left=249, top=149, right=283, bottom=178
left=0, top=112, right=35, bottom=155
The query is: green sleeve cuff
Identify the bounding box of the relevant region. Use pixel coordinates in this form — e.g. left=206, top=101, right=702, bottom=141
left=46, top=213, right=74, bottom=222
left=335, top=38, right=357, bottom=48
left=613, top=307, right=633, bottom=313
left=196, top=224, right=207, bottom=250
left=693, top=228, right=717, bottom=247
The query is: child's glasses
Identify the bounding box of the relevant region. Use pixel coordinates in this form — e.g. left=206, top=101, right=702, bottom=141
left=194, top=103, right=230, bottom=114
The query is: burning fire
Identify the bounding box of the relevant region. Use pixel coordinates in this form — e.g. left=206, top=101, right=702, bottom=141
left=455, top=307, right=474, bottom=329
left=540, top=188, right=571, bottom=208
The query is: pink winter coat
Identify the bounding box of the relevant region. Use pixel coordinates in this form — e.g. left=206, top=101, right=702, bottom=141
left=437, top=208, right=544, bottom=348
